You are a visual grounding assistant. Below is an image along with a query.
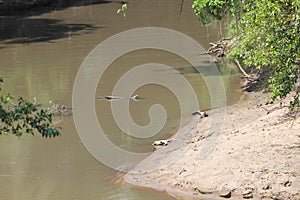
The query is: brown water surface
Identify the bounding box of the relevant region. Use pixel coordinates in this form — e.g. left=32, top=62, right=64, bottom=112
left=0, top=1, right=241, bottom=199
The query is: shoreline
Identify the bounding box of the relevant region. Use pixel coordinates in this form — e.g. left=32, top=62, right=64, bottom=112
left=123, top=90, right=300, bottom=199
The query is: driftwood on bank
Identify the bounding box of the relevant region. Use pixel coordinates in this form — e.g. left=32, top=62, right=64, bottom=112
left=198, top=38, right=233, bottom=57
left=199, top=37, right=251, bottom=77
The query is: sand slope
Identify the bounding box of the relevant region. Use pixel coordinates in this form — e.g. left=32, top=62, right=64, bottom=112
left=124, top=91, right=300, bottom=199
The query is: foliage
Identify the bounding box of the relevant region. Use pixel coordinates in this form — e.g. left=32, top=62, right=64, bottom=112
left=192, top=0, right=241, bottom=26
left=117, top=3, right=127, bottom=17
left=193, top=0, right=300, bottom=109
left=0, top=75, right=59, bottom=137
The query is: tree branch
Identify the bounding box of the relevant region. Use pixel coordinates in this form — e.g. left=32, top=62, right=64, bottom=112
left=235, top=60, right=250, bottom=78
left=179, top=0, right=184, bottom=16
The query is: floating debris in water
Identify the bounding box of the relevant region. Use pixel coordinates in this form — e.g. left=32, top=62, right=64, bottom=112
left=48, top=101, right=72, bottom=116
left=97, top=95, right=139, bottom=101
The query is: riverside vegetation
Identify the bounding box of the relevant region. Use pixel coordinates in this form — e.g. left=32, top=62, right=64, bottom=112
left=193, top=0, right=300, bottom=109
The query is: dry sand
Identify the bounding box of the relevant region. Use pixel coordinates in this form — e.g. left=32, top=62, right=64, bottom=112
left=123, top=90, right=300, bottom=199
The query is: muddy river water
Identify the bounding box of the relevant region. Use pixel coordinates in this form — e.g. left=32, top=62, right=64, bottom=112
left=0, top=0, right=241, bottom=199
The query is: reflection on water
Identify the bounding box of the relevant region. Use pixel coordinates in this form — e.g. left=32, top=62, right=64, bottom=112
left=0, top=0, right=241, bottom=199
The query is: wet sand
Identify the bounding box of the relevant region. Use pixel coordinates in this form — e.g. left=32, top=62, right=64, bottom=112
left=123, top=89, right=300, bottom=199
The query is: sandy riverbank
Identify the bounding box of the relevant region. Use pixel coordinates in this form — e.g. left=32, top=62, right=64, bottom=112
left=123, top=89, right=300, bottom=199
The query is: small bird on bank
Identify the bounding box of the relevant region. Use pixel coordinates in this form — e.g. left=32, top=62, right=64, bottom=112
left=152, top=139, right=169, bottom=146
left=192, top=110, right=208, bottom=118
left=151, top=139, right=171, bottom=149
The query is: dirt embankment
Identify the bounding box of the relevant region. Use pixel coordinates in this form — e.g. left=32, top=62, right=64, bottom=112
left=124, top=89, right=300, bottom=200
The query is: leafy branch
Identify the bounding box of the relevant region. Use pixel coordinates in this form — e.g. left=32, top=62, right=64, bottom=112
left=0, top=75, right=60, bottom=137
left=117, top=3, right=127, bottom=17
